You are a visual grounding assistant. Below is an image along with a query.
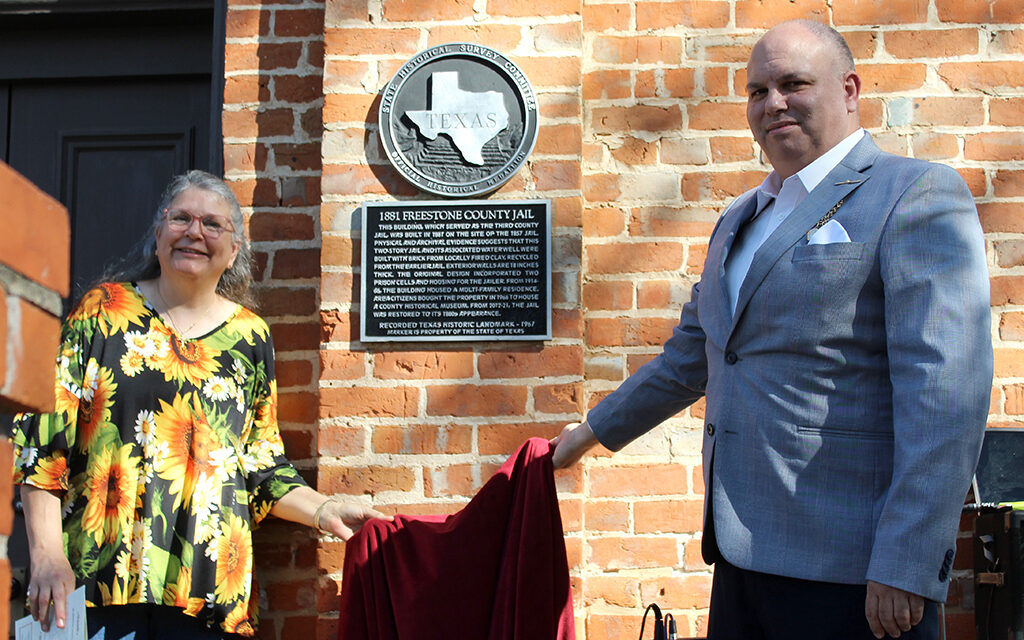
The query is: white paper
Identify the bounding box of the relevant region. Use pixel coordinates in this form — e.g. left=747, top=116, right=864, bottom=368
left=15, top=586, right=87, bottom=640
left=807, top=218, right=852, bottom=245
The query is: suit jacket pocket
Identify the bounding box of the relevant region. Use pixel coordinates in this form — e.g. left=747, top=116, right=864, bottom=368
left=792, top=242, right=866, bottom=262
left=796, top=425, right=892, bottom=441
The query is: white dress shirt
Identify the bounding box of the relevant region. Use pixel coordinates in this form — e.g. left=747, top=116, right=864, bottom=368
left=724, top=128, right=865, bottom=315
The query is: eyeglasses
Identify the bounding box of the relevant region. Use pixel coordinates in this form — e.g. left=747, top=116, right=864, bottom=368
left=163, top=208, right=235, bottom=239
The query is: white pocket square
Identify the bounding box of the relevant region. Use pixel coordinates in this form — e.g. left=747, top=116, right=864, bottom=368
left=807, top=218, right=851, bottom=245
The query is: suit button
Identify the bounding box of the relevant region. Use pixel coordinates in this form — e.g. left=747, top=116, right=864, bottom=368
left=725, top=351, right=738, bottom=364
left=706, top=423, right=715, bottom=436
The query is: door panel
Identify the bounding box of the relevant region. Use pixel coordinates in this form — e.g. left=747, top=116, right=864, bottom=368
left=8, top=78, right=211, bottom=297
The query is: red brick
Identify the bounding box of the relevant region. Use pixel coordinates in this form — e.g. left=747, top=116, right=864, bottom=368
left=319, top=464, right=416, bottom=495
left=478, top=422, right=564, bottom=455
left=996, top=240, right=1024, bottom=269
left=711, top=136, right=755, bottom=163
left=992, top=98, right=1024, bottom=126
left=535, top=124, right=583, bottom=156
left=639, top=575, right=713, bottom=610
left=912, top=133, right=959, bottom=160
left=0, top=163, right=70, bottom=294
left=583, top=207, right=627, bottom=237
left=319, top=386, right=419, bottom=418
left=584, top=174, right=622, bottom=201
left=256, top=286, right=316, bottom=317
left=635, top=498, right=703, bottom=533
left=226, top=9, right=270, bottom=39
left=269, top=321, right=320, bottom=352
left=511, top=56, right=581, bottom=88
left=587, top=242, right=683, bottom=273
left=735, top=0, right=828, bottom=27
left=583, top=70, right=632, bottom=100
left=909, top=97, right=984, bottom=127
left=935, top=0, right=1024, bottom=23
left=664, top=67, right=697, bottom=98
left=384, top=0, right=474, bottom=20
left=251, top=213, right=315, bottom=242
left=992, top=276, right=1024, bottom=306
left=832, top=0, right=928, bottom=24
left=589, top=536, right=679, bottom=569
left=992, top=29, right=1024, bottom=54
left=687, top=101, right=748, bottom=130
left=702, top=66, right=730, bottom=97
left=584, top=501, right=630, bottom=532
left=682, top=171, right=768, bottom=201
left=274, top=75, right=322, bottom=104
left=662, top=138, right=709, bottom=166
left=223, top=74, right=271, bottom=104
left=939, top=62, right=1024, bottom=91
left=609, top=137, right=658, bottom=165
left=585, top=575, right=640, bottom=607
left=995, top=348, right=1024, bottom=377
left=533, top=160, right=582, bottom=190
left=320, top=310, right=355, bottom=343
left=271, top=248, right=320, bottom=280
left=884, top=29, right=977, bottom=58
left=638, top=280, right=671, bottom=308
left=636, top=1, right=729, bottom=29
left=587, top=317, right=679, bottom=347
left=373, top=351, right=474, bottom=379
left=426, top=385, right=528, bottom=416
left=994, top=170, right=1024, bottom=197
left=583, top=281, right=634, bottom=310
left=479, top=346, right=583, bottom=378
left=324, top=60, right=373, bottom=92
left=372, top=424, right=472, bottom=455
left=0, top=440, right=13, bottom=534
left=277, top=390, right=317, bottom=424
left=324, top=28, right=419, bottom=56
left=425, top=463, right=477, bottom=498
left=427, top=25, right=524, bottom=50
left=322, top=164, right=388, bottom=197
left=979, top=202, right=1024, bottom=233
left=535, top=382, right=583, bottom=414
left=2, top=300, right=61, bottom=413
left=592, top=464, right=689, bottom=497
left=587, top=614, right=642, bottom=640
left=593, top=105, right=683, bottom=133
left=319, top=350, right=365, bottom=380
left=534, top=21, right=583, bottom=51
left=966, top=132, right=1024, bottom=161
left=844, top=31, right=880, bottom=59
left=274, top=8, right=324, bottom=37
left=1005, top=384, right=1024, bottom=415
left=583, top=3, right=631, bottom=31
left=488, top=0, right=581, bottom=17
left=227, top=177, right=278, bottom=207
left=858, top=64, right=927, bottom=92
left=275, top=359, right=313, bottom=387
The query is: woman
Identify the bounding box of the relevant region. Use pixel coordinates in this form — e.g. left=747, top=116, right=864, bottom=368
left=11, top=170, right=386, bottom=639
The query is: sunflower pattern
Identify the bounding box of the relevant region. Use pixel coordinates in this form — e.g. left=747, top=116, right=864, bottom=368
left=10, top=282, right=306, bottom=637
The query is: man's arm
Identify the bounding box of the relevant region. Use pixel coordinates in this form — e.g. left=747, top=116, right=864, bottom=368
left=868, top=162, right=992, bottom=603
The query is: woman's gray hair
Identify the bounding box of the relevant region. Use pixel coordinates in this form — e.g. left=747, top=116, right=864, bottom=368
left=101, top=170, right=256, bottom=308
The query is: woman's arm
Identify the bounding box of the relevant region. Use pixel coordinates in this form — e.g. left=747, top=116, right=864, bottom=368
left=21, top=485, right=75, bottom=632
left=269, top=485, right=391, bottom=540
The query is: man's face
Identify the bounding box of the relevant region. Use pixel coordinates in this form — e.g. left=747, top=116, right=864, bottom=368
left=745, top=25, right=860, bottom=179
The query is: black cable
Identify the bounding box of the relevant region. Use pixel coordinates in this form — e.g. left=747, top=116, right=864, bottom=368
left=638, top=603, right=665, bottom=640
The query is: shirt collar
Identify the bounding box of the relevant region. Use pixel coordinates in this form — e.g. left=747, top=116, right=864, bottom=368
left=755, top=128, right=865, bottom=208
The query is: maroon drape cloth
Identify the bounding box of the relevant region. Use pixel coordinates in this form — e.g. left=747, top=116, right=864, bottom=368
left=337, top=437, right=575, bottom=640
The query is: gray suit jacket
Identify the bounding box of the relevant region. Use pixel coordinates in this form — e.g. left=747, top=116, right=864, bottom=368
left=588, top=135, right=992, bottom=601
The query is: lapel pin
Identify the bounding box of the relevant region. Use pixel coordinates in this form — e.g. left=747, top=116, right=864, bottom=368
left=833, top=179, right=863, bottom=186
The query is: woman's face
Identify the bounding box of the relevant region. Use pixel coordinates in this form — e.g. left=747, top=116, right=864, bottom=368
left=155, top=187, right=240, bottom=285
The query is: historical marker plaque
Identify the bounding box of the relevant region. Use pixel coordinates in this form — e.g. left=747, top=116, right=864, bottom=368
left=360, top=200, right=551, bottom=342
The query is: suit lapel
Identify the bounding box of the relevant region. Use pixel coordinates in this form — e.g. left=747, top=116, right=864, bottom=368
left=729, top=135, right=881, bottom=335
left=705, top=191, right=759, bottom=345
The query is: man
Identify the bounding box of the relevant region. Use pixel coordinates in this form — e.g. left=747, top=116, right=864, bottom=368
left=552, top=20, right=992, bottom=640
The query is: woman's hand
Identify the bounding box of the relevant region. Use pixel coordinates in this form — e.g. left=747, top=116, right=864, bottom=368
left=317, top=501, right=392, bottom=541
left=28, top=547, right=76, bottom=632
left=21, top=485, right=74, bottom=632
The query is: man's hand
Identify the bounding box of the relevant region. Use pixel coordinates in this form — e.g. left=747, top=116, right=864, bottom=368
left=865, top=580, right=925, bottom=638
left=551, top=421, right=599, bottom=469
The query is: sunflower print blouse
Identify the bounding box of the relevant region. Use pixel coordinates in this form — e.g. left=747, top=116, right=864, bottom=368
left=10, top=282, right=308, bottom=637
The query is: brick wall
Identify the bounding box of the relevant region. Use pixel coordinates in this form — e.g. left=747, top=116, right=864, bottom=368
left=220, top=1, right=1024, bottom=639
left=0, top=162, right=69, bottom=634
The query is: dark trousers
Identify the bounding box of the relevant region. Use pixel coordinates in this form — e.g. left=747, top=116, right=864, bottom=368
left=707, top=557, right=940, bottom=640
left=87, top=604, right=244, bottom=640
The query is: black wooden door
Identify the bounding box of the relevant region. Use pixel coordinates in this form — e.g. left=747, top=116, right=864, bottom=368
left=0, top=0, right=224, bottom=301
